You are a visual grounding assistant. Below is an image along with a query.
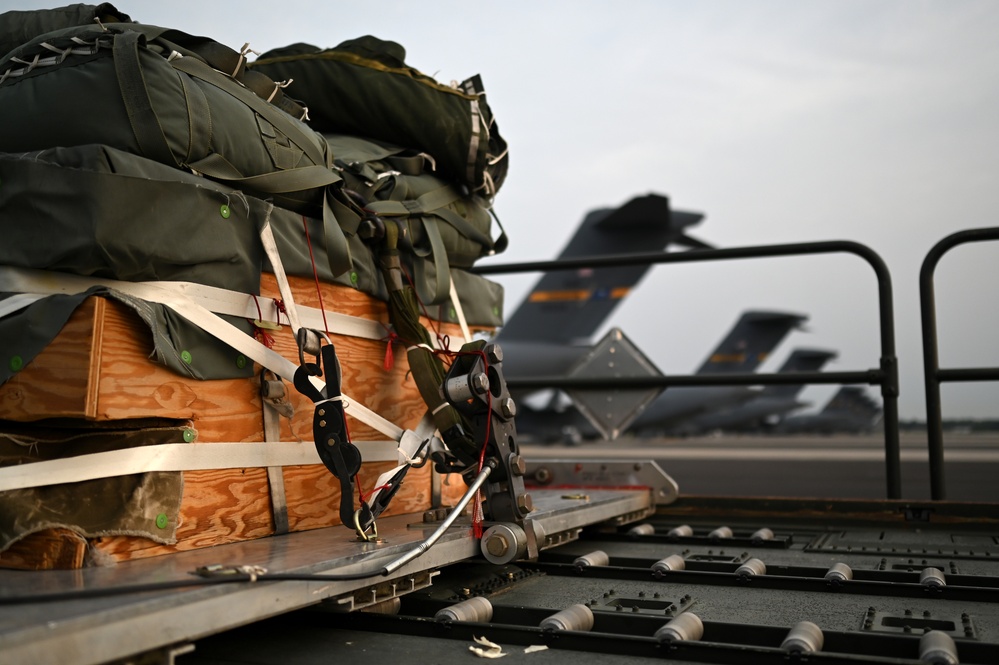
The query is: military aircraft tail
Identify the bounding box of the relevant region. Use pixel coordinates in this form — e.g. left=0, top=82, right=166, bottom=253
left=775, top=385, right=883, bottom=434
left=761, top=348, right=838, bottom=398
left=496, top=193, right=706, bottom=346
left=694, top=311, right=809, bottom=375
left=824, top=386, right=883, bottom=419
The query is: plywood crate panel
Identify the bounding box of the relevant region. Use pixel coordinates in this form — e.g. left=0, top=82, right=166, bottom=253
left=0, top=274, right=476, bottom=568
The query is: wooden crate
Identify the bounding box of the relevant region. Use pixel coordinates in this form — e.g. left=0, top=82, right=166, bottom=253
left=0, top=274, right=473, bottom=569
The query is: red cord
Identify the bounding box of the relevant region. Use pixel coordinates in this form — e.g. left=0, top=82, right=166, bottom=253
left=249, top=295, right=275, bottom=348
left=301, top=216, right=330, bottom=335
left=382, top=331, right=399, bottom=370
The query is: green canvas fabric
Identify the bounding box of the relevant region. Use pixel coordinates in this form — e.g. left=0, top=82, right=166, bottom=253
left=0, top=144, right=501, bottom=386
left=326, top=134, right=507, bottom=306
left=0, top=288, right=256, bottom=386
left=250, top=38, right=510, bottom=197
left=0, top=22, right=360, bottom=276
left=0, top=2, right=132, bottom=59
left=0, top=145, right=267, bottom=293
left=0, top=426, right=188, bottom=553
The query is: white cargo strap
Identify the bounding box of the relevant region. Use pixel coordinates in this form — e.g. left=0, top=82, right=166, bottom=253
left=262, top=396, right=290, bottom=534
left=0, top=440, right=400, bottom=493
left=0, top=293, right=45, bottom=319
left=0, top=266, right=387, bottom=342
left=258, top=219, right=306, bottom=336
left=0, top=265, right=406, bottom=443
left=449, top=278, right=472, bottom=344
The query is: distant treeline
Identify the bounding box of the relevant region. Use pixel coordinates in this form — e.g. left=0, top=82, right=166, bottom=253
left=900, top=419, right=999, bottom=432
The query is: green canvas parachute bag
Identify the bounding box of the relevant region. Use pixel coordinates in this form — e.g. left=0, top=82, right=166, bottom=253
left=327, top=134, right=507, bottom=306
left=0, top=21, right=356, bottom=277
left=0, top=2, right=133, bottom=58
left=250, top=37, right=510, bottom=199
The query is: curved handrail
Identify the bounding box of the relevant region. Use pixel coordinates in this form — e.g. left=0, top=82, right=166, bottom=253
left=477, top=239, right=901, bottom=499
left=920, top=227, right=999, bottom=500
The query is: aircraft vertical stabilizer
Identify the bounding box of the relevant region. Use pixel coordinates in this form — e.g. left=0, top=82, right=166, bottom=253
left=497, top=194, right=705, bottom=346
left=694, top=311, right=808, bottom=375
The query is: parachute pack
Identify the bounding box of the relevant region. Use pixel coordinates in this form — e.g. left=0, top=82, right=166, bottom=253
left=0, top=3, right=513, bottom=564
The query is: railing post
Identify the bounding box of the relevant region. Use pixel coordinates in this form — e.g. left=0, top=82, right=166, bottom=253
left=920, top=227, right=999, bottom=501
left=477, top=240, right=901, bottom=498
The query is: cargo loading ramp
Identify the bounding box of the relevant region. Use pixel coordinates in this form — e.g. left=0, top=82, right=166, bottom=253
left=0, top=485, right=657, bottom=665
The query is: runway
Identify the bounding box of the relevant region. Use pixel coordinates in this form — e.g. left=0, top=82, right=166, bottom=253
left=521, top=431, right=999, bottom=502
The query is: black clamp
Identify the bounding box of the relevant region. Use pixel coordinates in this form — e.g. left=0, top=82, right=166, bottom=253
left=292, top=338, right=360, bottom=529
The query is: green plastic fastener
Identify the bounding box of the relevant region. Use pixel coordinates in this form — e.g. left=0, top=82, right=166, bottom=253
left=155, top=513, right=168, bottom=529
left=8, top=355, right=23, bottom=372
left=220, top=204, right=231, bottom=219
left=350, top=271, right=359, bottom=285
left=181, top=350, right=192, bottom=364
left=493, top=306, right=500, bottom=316
left=449, top=308, right=457, bottom=319
left=235, top=354, right=247, bottom=369
left=183, top=429, right=196, bottom=443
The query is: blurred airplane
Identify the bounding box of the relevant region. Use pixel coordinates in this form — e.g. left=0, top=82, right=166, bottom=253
left=514, top=310, right=807, bottom=442
left=676, top=348, right=837, bottom=434
left=626, top=311, right=808, bottom=436
left=497, top=193, right=707, bottom=381
left=774, top=386, right=883, bottom=434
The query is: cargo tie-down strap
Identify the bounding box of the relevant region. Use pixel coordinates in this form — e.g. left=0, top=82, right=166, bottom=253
left=0, top=216, right=476, bottom=534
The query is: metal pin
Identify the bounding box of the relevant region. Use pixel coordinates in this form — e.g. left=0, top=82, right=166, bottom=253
left=655, top=613, right=704, bottom=643
left=652, top=554, right=686, bottom=574
left=435, top=596, right=493, bottom=623
left=782, top=621, right=824, bottom=654
left=825, top=562, right=854, bottom=584
left=628, top=524, right=655, bottom=537
left=735, top=558, right=766, bottom=578
left=709, top=526, right=733, bottom=540
left=919, top=630, right=959, bottom=665
left=921, top=567, right=947, bottom=588
left=573, top=550, right=610, bottom=568
left=540, top=604, right=594, bottom=632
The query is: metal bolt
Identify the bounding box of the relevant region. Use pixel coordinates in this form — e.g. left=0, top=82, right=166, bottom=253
left=485, top=344, right=503, bottom=365
left=469, top=372, right=489, bottom=394
left=517, top=493, right=534, bottom=514
left=509, top=454, right=526, bottom=476
left=501, top=397, right=517, bottom=418
left=534, top=467, right=552, bottom=484
left=485, top=533, right=509, bottom=558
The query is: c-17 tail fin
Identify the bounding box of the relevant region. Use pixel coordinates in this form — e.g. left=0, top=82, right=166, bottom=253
left=695, top=311, right=808, bottom=375
left=824, top=386, right=883, bottom=419
left=762, top=348, right=838, bottom=398
left=497, top=193, right=706, bottom=346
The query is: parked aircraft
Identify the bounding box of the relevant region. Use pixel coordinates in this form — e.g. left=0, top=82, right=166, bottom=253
left=678, top=348, right=837, bottom=434
left=496, top=193, right=707, bottom=381
left=626, top=310, right=808, bottom=436
left=774, top=386, right=883, bottom=434
left=514, top=310, right=807, bottom=441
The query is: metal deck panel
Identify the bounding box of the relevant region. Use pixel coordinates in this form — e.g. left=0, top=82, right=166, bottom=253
left=0, top=489, right=651, bottom=665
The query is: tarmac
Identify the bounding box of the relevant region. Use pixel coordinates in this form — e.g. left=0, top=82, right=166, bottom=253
left=521, top=431, right=999, bottom=502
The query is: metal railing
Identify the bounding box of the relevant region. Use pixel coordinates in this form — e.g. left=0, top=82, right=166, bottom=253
left=920, top=227, right=999, bottom=500
left=476, top=240, right=902, bottom=499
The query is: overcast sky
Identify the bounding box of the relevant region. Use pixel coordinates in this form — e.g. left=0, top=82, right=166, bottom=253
left=12, top=0, right=999, bottom=419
